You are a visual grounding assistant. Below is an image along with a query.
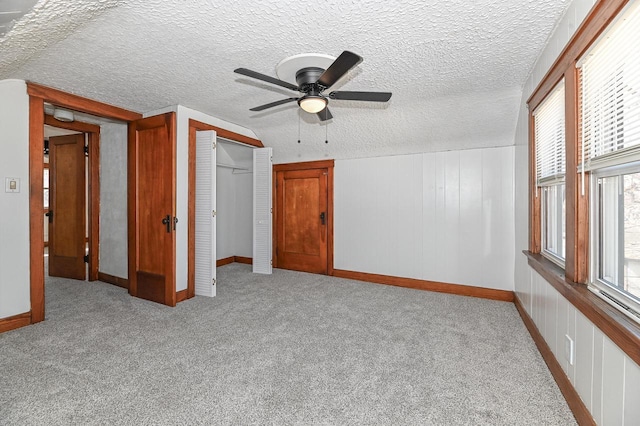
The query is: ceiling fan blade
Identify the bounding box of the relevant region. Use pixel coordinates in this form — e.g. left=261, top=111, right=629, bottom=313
left=317, top=108, right=333, bottom=121
left=329, top=91, right=392, bottom=102
left=249, top=98, right=299, bottom=111
left=234, top=68, right=299, bottom=91
left=317, top=51, right=363, bottom=88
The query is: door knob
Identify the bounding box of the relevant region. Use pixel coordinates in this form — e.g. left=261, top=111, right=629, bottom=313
left=162, top=215, right=171, bottom=233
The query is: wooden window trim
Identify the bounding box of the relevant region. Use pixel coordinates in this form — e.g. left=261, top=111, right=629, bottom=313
left=528, top=0, right=630, bottom=279
left=527, top=0, right=638, bottom=364
left=527, top=0, right=629, bottom=111
left=525, top=251, right=640, bottom=366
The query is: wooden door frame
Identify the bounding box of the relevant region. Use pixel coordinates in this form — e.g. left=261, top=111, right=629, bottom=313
left=272, top=160, right=334, bottom=275
left=27, top=82, right=142, bottom=323
left=186, top=119, right=264, bottom=299
left=45, top=115, right=100, bottom=280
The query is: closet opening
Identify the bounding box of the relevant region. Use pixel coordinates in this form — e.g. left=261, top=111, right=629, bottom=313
left=187, top=119, right=272, bottom=299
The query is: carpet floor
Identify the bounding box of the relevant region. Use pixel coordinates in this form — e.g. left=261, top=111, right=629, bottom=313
left=0, top=263, right=575, bottom=425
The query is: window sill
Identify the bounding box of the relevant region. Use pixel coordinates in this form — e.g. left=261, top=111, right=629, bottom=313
left=524, top=250, right=640, bottom=366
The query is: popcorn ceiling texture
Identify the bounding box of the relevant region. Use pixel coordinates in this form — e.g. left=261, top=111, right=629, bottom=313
left=0, top=0, right=569, bottom=163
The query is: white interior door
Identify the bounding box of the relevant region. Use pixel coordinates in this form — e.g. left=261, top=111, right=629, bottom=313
left=253, top=147, right=273, bottom=274
left=195, top=130, right=217, bottom=296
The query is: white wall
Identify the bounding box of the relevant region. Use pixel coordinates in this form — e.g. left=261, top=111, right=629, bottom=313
left=143, top=105, right=258, bottom=291
left=234, top=172, right=253, bottom=258
left=335, top=146, right=515, bottom=291
left=216, top=167, right=235, bottom=260
left=513, top=0, right=640, bottom=423
left=0, top=79, right=31, bottom=318
left=215, top=167, right=253, bottom=261
left=99, top=122, right=128, bottom=278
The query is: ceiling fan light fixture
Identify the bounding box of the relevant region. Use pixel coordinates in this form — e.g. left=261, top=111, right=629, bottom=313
left=298, top=95, right=327, bottom=114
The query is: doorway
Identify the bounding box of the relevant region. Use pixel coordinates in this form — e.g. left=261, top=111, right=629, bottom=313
left=28, top=83, right=142, bottom=323
left=273, top=160, right=334, bottom=275
left=43, top=115, right=100, bottom=282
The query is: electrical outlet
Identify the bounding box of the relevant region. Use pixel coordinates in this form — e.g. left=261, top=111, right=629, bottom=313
left=565, top=334, right=575, bottom=366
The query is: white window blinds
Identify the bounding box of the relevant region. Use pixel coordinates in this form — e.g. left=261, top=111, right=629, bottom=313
left=579, top=0, right=640, bottom=171
left=535, top=79, right=566, bottom=185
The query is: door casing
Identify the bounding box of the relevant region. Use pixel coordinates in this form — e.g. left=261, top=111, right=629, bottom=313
left=28, top=83, right=142, bottom=324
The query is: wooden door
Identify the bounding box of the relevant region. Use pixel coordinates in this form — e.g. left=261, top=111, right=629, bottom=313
left=48, top=134, right=86, bottom=280
left=275, top=168, right=329, bottom=274
left=128, top=113, right=176, bottom=306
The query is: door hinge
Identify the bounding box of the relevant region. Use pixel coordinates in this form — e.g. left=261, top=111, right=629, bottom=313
left=213, top=142, right=217, bottom=149
left=83, top=254, right=89, bottom=263
left=212, top=210, right=216, bottom=217
left=212, top=278, right=216, bottom=286
left=84, top=145, right=89, bottom=155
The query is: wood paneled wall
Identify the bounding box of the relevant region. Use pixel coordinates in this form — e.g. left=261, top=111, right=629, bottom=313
left=334, top=146, right=515, bottom=291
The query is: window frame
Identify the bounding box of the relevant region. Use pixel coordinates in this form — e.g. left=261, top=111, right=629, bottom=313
left=590, top=162, right=640, bottom=322
left=533, top=79, right=567, bottom=266
left=526, top=0, right=640, bottom=368
left=540, top=182, right=566, bottom=266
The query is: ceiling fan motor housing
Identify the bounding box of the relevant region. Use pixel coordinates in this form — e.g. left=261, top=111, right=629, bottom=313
left=296, top=67, right=326, bottom=91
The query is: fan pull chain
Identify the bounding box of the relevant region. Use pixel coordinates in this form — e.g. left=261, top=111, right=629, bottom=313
left=297, top=113, right=301, bottom=144
left=325, top=114, right=328, bottom=144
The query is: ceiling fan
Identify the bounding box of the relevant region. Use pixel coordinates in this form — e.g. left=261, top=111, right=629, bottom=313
left=234, top=51, right=392, bottom=121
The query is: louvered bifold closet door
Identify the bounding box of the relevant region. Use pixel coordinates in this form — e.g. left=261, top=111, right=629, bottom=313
left=253, top=147, right=273, bottom=274
left=195, top=130, right=217, bottom=297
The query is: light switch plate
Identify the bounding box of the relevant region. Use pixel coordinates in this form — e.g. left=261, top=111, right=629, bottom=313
left=5, top=177, right=20, bottom=193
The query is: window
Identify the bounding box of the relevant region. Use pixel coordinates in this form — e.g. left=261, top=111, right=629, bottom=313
left=580, top=0, right=640, bottom=321
left=592, top=164, right=640, bottom=318
left=535, top=80, right=566, bottom=264
left=527, top=0, right=640, bottom=365
left=541, top=183, right=566, bottom=261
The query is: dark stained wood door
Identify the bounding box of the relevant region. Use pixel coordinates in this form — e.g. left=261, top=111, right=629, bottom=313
left=128, top=113, right=177, bottom=306
left=275, top=168, right=328, bottom=274
left=48, top=134, right=86, bottom=280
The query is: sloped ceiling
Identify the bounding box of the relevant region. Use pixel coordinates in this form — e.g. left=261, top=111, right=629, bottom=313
left=0, top=0, right=570, bottom=163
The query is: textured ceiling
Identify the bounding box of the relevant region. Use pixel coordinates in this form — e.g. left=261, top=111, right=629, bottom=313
left=0, top=0, right=570, bottom=163
left=0, top=0, right=39, bottom=36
